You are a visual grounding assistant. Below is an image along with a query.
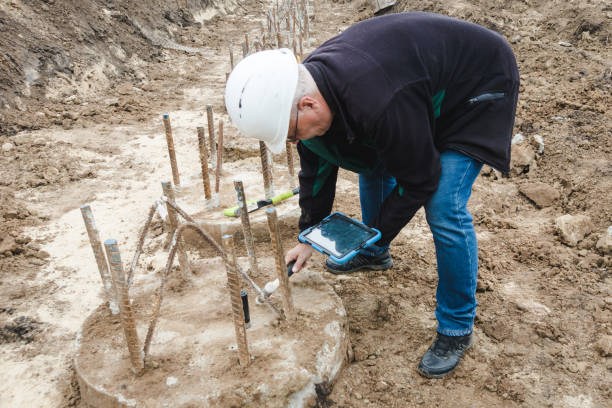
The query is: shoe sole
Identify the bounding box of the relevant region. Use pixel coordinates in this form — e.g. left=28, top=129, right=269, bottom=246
left=326, top=260, right=393, bottom=275
left=416, top=337, right=474, bottom=379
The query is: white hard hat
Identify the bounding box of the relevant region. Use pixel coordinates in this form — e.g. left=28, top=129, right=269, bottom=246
left=224, top=49, right=298, bottom=154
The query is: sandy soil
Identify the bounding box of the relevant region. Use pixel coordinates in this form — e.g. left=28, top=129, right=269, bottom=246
left=0, top=0, right=610, bottom=407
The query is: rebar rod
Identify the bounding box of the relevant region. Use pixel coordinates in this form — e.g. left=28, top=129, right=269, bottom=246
left=161, top=181, right=191, bottom=277
left=229, top=40, right=234, bottom=70
left=104, top=239, right=144, bottom=374
left=244, top=33, right=250, bottom=55
left=277, top=31, right=283, bottom=48
left=197, top=126, right=212, bottom=206
left=161, top=198, right=278, bottom=315
left=222, top=234, right=251, bottom=366
left=215, top=120, right=224, bottom=194
left=286, top=142, right=296, bottom=188
left=142, top=222, right=279, bottom=360
left=234, top=180, right=259, bottom=274
left=80, top=204, right=119, bottom=315
left=303, top=0, right=309, bottom=46
left=128, top=201, right=161, bottom=287
left=266, top=207, right=295, bottom=320
left=298, top=34, right=303, bottom=58
left=259, top=141, right=274, bottom=199
left=206, top=104, right=217, bottom=167
left=163, top=114, right=181, bottom=187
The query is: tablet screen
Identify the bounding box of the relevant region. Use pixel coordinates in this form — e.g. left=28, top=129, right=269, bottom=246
left=301, top=213, right=378, bottom=258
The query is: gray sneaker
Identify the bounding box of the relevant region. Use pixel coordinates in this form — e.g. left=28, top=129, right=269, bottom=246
left=325, top=250, right=393, bottom=274
left=417, top=332, right=474, bottom=379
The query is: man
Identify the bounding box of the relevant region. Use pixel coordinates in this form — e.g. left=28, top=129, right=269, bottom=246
left=225, top=12, right=519, bottom=378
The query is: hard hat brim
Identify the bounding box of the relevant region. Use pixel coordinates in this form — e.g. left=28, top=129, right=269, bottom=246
left=224, top=49, right=298, bottom=156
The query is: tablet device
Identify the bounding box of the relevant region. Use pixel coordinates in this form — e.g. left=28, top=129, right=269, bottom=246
left=298, top=212, right=381, bottom=264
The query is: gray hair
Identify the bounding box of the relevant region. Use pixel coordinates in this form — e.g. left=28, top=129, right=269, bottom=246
left=291, top=64, right=318, bottom=113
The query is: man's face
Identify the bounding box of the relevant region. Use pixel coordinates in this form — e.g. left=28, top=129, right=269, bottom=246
left=287, top=96, right=333, bottom=144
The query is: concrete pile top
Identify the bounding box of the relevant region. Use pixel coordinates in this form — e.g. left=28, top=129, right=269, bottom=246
left=74, top=257, right=350, bottom=408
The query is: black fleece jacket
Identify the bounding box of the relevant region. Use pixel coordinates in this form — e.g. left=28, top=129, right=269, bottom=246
left=298, top=12, right=520, bottom=246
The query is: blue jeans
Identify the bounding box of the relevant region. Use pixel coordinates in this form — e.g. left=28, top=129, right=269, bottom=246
left=359, top=150, right=483, bottom=336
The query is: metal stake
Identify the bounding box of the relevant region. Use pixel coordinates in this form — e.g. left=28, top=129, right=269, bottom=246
left=80, top=204, right=119, bottom=315
left=234, top=180, right=258, bottom=274
left=222, top=234, right=251, bottom=366
left=286, top=142, right=296, bottom=188
left=229, top=40, right=234, bottom=70
left=215, top=120, right=224, bottom=195
left=259, top=141, right=274, bottom=199
left=266, top=207, right=295, bottom=320
left=244, top=33, right=250, bottom=54
left=163, top=114, right=181, bottom=187
left=197, top=127, right=212, bottom=207
left=104, top=239, right=144, bottom=374
left=206, top=104, right=217, bottom=168
left=161, top=181, right=191, bottom=277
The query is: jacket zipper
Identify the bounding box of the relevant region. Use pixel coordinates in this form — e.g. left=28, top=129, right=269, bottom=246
left=467, top=92, right=505, bottom=105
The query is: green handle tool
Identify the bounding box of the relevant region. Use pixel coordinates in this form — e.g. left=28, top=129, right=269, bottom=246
left=223, top=187, right=299, bottom=217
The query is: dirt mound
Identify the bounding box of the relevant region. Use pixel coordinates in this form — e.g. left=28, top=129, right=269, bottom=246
left=0, top=0, right=235, bottom=136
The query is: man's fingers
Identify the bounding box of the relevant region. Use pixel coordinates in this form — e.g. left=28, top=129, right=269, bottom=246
left=285, top=249, right=298, bottom=265
left=293, top=255, right=307, bottom=273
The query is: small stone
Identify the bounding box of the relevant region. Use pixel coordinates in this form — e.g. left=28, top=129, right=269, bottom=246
left=595, top=226, right=612, bottom=255
left=43, top=167, right=60, bottom=182
left=511, top=133, right=525, bottom=144
left=519, top=182, right=560, bottom=208
left=510, top=143, right=536, bottom=170
left=2, top=142, right=14, bottom=152
left=374, top=381, right=390, bottom=392
left=0, top=236, right=18, bottom=255
left=555, top=214, right=593, bottom=247
left=34, top=250, right=50, bottom=259
left=558, top=41, right=572, bottom=47
left=510, top=35, right=521, bottom=44
left=532, top=134, right=544, bottom=154
left=594, top=335, right=612, bottom=357
left=353, top=347, right=368, bottom=362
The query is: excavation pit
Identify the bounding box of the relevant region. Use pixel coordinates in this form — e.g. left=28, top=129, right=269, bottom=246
left=74, top=256, right=350, bottom=408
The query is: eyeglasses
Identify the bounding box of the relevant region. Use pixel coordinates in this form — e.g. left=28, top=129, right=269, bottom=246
left=287, top=103, right=299, bottom=144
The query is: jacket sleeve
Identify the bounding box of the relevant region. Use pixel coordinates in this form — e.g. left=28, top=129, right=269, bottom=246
left=297, top=141, right=339, bottom=231
left=371, top=83, right=441, bottom=246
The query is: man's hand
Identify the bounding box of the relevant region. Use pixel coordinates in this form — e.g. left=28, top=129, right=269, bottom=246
left=285, top=243, right=313, bottom=273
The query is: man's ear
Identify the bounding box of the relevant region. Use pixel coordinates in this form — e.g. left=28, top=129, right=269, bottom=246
left=297, top=95, right=317, bottom=111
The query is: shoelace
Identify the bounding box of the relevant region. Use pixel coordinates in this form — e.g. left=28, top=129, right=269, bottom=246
left=431, top=334, right=468, bottom=357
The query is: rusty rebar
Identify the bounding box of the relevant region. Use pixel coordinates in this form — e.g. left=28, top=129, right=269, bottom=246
left=206, top=104, right=217, bottom=167
left=229, top=40, right=234, bottom=70
left=162, top=114, right=181, bottom=187
left=222, top=234, right=251, bottom=366
left=215, top=120, right=224, bottom=195
left=259, top=141, right=274, bottom=199
left=160, top=210, right=279, bottom=315
left=142, top=222, right=279, bottom=360
left=299, top=33, right=303, bottom=58
left=303, top=0, right=309, bottom=46
left=244, top=33, right=250, bottom=54
left=104, top=239, right=144, bottom=374
left=161, top=181, right=191, bottom=277
left=128, top=200, right=161, bottom=287
left=234, top=180, right=258, bottom=274
left=197, top=126, right=212, bottom=207
left=286, top=142, right=296, bottom=188
left=266, top=207, right=295, bottom=320
left=80, top=204, right=119, bottom=315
